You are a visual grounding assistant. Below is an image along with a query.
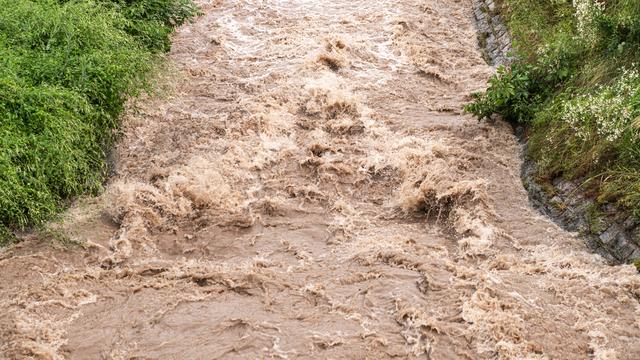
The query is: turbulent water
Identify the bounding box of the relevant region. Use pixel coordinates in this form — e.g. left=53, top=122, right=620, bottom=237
left=2, top=0, right=640, bottom=358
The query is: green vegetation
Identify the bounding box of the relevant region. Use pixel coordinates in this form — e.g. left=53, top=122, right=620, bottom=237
left=586, top=203, right=606, bottom=234
left=466, top=0, right=640, bottom=217
left=0, top=0, right=198, bottom=239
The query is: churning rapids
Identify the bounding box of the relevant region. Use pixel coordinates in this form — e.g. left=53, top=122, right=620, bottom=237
left=2, top=0, right=640, bottom=358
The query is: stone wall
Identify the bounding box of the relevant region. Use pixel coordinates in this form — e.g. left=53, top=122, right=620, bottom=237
left=523, top=159, right=640, bottom=264
left=472, top=0, right=512, bottom=66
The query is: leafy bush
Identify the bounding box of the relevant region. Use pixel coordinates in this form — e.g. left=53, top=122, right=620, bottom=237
left=0, top=0, right=197, bottom=236
left=98, top=0, right=200, bottom=52
left=466, top=0, right=640, bottom=217
left=465, top=65, right=535, bottom=122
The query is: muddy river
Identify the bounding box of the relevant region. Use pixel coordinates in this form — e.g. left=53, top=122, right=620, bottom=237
left=1, top=0, right=639, bottom=358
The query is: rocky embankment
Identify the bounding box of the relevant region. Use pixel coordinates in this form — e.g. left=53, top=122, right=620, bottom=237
left=523, top=158, right=640, bottom=264
left=472, top=1, right=640, bottom=265
left=472, top=0, right=512, bottom=66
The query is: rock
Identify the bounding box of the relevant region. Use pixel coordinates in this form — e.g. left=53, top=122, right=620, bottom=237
left=574, top=217, right=589, bottom=234
left=486, top=36, right=497, bottom=51
left=600, top=225, right=622, bottom=246
left=514, top=125, right=525, bottom=138
left=616, top=242, right=636, bottom=261
left=550, top=195, right=563, bottom=204
left=487, top=1, right=495, bottom=12
left=556, top=180, right=575, bottom=193
left=522, top=155, right=640, bottom=263
left=623, top=216, right=637, bottom=230
left=473, top=0, right=511, bottom=66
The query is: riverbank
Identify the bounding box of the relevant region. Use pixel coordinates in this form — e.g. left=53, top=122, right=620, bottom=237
left=0, top=0, right=198, bottom=242
left=469, top=0, right=640, bottom=267
left=522, top=153, right=640, bottom=264
left=2, top=1, right=639, bottom=358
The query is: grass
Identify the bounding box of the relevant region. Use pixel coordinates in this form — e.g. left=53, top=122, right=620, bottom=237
left=586, top=203, right=607, bottom=235
left=0, top=0, right=198, bottom=242
left=466, top=0, right=640, bottom=226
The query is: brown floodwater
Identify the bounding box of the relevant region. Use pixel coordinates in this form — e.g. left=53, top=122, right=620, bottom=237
left=1, top=0, right=639, bottom=359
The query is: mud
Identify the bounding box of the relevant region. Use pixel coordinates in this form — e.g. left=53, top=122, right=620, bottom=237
left=1, top=0, right=640, bottom=359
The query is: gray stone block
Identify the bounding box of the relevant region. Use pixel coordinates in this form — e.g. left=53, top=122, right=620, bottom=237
left=600, top=225, right=622, bottom=245
left=617, top=242, right=636, bottom=261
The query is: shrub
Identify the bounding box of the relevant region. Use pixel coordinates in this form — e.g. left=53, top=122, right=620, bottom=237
left=465, top=64, right=535, bottom=122
left=466, top=0, right=640, bottom=218
left=0, top=0, right=197, bottom=238
left=97, top=0, right=200, bottom=52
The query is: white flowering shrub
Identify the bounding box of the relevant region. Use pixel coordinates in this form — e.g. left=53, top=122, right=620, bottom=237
left=562, top=67, right=640, bottom=142
left=573, top=0, right=605, bottom=45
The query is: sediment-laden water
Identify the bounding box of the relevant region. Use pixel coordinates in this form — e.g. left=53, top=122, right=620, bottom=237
left=1, top=0, right=639, bottom=359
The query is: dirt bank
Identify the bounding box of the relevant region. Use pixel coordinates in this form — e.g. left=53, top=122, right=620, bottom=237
left=1, top=0, right=639, bottom=359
